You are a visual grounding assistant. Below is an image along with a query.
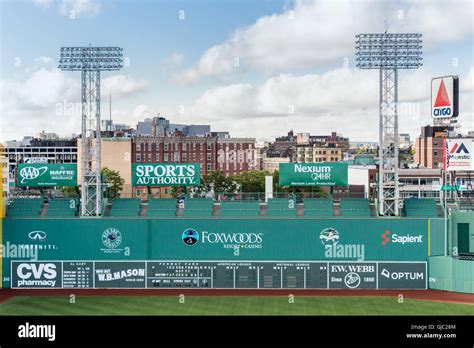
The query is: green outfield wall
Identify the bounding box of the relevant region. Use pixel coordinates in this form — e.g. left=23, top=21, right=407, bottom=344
left=0, top=217, right=445, bottom=289
left=429, top=256, right=474, bottom=293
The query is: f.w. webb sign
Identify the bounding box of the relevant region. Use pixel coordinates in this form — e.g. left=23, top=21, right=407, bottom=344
left=132, top=163, right=200, bottom=186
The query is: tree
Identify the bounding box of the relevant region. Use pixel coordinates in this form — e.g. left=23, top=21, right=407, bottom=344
left=233, top=170, right=272, bottom=193
left=102, top=167, right=125, bottom=199
left=196, top=170, right=238, bottom=197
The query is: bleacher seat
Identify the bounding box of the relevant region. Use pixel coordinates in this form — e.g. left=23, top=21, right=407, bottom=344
left=266, top=198, right=296, bottom=217
left=340, top=198, right=371, bottom=217
left=110, top=198, right=141, bottom=217
left=303, top=198, right=333, bottom=217
left=219, top=201, right=261, bottom=217
left=146, top=198, right=176, bottom=217
left=7, top=198, right=42, bottom=218
left=183, top=199, right=213, bottom=217
left=47, top=198, right=77, bottom=217
left=404, top=198, right=438, bottom=217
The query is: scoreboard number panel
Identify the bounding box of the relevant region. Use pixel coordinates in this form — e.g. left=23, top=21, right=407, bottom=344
left=10, top=261, right=427, bottom=290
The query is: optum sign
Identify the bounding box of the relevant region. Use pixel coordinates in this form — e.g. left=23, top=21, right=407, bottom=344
left=279, top=162, right=348, bottom=186
left=132, top=163, right=200, bottom=186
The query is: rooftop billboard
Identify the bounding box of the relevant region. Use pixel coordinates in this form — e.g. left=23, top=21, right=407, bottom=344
left=17, top=163, right=77, bottom=187
left=132, top=163, right=200, bottom=186
left=279, top=162, right=348, bottom=186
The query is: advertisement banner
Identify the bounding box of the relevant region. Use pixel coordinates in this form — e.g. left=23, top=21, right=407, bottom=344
left=132, top=163, right=200, bottom=186
left=378, top=262, right=426, bottom=289
left=279, top=162, right=348, bottom=186
left=445, top=139, right=473, bottom=171
left=431, top=76, right=458, bottom=118
left=9, top=260, right=427, bottom=289
left=94, top=262, right=146, bottom=288
left=11, top=261, right=62, bottom=288
left=17, top=163, right=77, bottom=187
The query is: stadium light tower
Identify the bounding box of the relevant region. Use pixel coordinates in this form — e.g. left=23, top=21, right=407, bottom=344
left=59, top=46, right=123, bottom=216
left=355, top=32, right=422, bottom=216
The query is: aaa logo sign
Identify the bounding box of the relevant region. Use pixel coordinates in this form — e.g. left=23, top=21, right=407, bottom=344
left=17, top=163, right=77, bottom=187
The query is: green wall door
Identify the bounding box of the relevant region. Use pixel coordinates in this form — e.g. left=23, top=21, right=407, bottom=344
left=457, top=223, right=470, bottom=253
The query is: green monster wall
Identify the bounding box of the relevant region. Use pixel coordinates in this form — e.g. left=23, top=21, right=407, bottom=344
left=1, top=218, right=445, bottom=288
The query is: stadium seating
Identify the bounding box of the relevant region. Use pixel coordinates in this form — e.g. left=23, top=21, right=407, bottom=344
left=109, top=198, right=141, bottom=217
left=146, top=198, right=176, bottom=217
left=340, top=198, right=371, bottom=217
left=47, top=198, right=77, bottom=217
left=219, top=201, right=261, bottom=217
left=7, top=198, right=43, bottom=218
left=266, top=198, right=296, bottom=217
left=303, top=198, right=333, bottom=217
left=183, top=198, right=213, bottom=217
left=404, top=198, right=438, bottom=217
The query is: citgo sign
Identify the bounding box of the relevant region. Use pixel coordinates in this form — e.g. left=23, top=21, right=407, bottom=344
left=279, top=162, right=348, bottom=186
left=17, top=163, right=77, bottom=187
left=132, top=163, right=200, bottom=186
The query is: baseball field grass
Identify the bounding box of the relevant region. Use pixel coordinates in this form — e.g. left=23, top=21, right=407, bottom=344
left=0, top=296, right=473, bottom=315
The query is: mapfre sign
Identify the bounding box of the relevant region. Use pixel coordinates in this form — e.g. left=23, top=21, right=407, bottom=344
left=431, top=76, right=459, bottom=118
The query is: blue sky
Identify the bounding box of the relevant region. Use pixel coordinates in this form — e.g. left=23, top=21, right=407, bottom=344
left=1, top=0, right=473, bottom=142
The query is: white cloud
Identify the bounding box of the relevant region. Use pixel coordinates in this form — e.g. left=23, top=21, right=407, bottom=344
left=102, top=75, right=151, bottom=99
left=35, top=56, right=55, bottom=66
left=59, top=0, right=102, bottom=17
left=0, top=67, right=150, bottom=142
left=170, top=65, right=474, bottom=141
left=176, top=0, right=473, bottom=83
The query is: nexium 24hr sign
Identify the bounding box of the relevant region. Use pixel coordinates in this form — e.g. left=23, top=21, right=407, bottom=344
left=17, top=163, right=77, bottom=187
left=279, top=162, right=348, bottom=186
left=132, top=163, right=200, bottom=186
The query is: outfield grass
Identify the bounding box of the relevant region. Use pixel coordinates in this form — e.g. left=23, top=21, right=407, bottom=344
left=0, top=296, right=473, bottom=315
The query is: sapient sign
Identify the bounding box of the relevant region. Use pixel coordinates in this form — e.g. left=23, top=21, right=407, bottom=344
left=278, top=162, right=348, bottom=186
left=17, top=163, right=77, bottom=187
left=132, top=163, right=200, bottom=186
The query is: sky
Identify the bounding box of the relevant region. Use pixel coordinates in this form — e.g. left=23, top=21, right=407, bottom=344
left=0, top=0, right=473, bottom=143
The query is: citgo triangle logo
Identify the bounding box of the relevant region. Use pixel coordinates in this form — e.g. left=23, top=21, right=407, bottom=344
left=434, top=80, right=451, bottom=107
left=449, top=143, right=470, bottom=154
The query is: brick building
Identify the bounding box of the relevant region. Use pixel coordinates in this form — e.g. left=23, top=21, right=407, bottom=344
left=132, top=136, right=256, bottom=177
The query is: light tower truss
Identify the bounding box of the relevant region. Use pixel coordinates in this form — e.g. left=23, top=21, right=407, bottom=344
left=355, top=33, right=422, bottom=216
left=59, top=46, right=123, bottom=217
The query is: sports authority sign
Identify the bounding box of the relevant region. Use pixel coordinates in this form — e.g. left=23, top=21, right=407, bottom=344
left=132, top=163, right=200, bottom=186
left=279, top=162, right=348, bottom=186
left=17, top=163, right=77, bottom=187
left=431, top=76, right=459, bottom=118
left=445, top=139, right=473, bottom=171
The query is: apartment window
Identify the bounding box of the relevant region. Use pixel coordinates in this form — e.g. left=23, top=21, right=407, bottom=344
left=207, top=143, right=212, bottom=151
left=207, top=153, right=212, bottom=161
left=164, top=154, right=169, bottom=162
left=192, top=143, right=196, bottom=151
left=164, top=143, right=169, bottom=151
left=136, top=154, right=141, bottom=162
left=182, top=153, right=187, bottom=161
left=148, top=153, right=152, bottom=161
left=207, top=164, right=212, bottom=171
left=136, top=143, right=140, bottom=151
left=183, top=143, right=187, bottom=152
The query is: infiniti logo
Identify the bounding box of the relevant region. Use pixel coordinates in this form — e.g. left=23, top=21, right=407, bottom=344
left=28, top=231, right=47, bottom=241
